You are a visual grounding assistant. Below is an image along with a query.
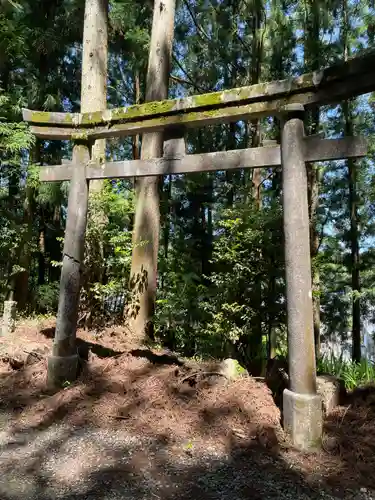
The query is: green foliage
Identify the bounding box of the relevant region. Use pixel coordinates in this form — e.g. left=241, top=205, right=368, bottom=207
left=35, top=282, right=60, bottom=314
left=0, top=120, right=34, bottom=154
left=318, top=354, right=375, bottom=392
left=0, top=88, right=36, bottom=302
left=82, top=180, right=134, bottom=324
left=200, top=202, right=285, bottom=361
left=2, top=0, right=375, bottom=378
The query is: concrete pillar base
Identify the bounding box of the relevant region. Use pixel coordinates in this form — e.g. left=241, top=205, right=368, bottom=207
left=1, top=300, right=17, bottom=336
left=47, top=354, right=79, bottom=389
left=283, top=388, right=322, bottom=451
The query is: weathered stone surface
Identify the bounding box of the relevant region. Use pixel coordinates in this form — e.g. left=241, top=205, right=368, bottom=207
left=1, top=300, right=17, bottom=336
left=39, top=136, right=367, bottom=183
left=281, top=106, right=322, bottom=452
left=22, top=48, right=375, bottom=128
left=281, top=104, right=317, bottom=395
left=283, top=388, right=322, bottom=451
left=218, top=358, right=248, bottom=380
left=47, top=354, right=79, bottom=389
left=47, top=144, right=89, bottom=386
left=317, top=374, right=345, bottom=415
left=266, top=360, right=344, bottom=416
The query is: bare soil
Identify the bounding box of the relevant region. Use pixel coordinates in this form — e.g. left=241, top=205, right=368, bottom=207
left=0, top=318, right=375, bottom=498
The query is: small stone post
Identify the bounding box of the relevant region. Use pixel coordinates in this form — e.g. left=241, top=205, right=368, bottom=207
left=1, top=300, right=17, bottom=336
left=281, top=104, right=322, bottom=451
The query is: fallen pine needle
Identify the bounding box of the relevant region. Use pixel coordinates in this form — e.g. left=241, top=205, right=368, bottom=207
left=181, top=371, right=228, bottom=384
left=339, top=405, right=351, bottom=428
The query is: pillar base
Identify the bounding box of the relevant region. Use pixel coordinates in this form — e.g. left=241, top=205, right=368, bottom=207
left=47, top=354, right=79, bottom=389
left=283, top=388, right=322, bottom=451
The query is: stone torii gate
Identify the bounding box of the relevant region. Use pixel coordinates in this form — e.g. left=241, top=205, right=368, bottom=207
left=23, top=43, right=375, bottom=450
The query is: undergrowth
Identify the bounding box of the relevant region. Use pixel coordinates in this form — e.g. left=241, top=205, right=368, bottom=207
left=317, top=353, right=375, bottom=391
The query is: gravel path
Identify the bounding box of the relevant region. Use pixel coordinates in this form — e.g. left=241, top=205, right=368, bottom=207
left=0, top=416, right=373, bottom=500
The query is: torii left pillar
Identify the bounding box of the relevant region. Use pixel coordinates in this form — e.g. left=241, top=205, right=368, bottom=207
left=47, top=144, right=90, bottom=387
left=281, top=104, right=322, bottom=451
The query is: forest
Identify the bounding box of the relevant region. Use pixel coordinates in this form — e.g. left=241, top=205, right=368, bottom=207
left=1, top=0, right=375, bottom=386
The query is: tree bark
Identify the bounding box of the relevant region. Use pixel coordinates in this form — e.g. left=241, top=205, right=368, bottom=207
left=52, top=144, right=90, bottom=358
left=248, top=0, right=263, bottom=208
left=162, top=173, right=172, bottom=290
left=308, top=158, right=321, bottom=358
left=81, top=0, right=108, bottom=303
left=246, top=0, right=264, bottom=375
left=38, top=223, right=46, bottom=286
left=47, top=0, right=108, bottom=386
left=304, top=0, right=321, bottom=359
left=14, top=142, right=40, bottom=309
left=342, top=0, right=361, bottom=363
left=14, top=184, right=34, bottom=310
left=81, top=0, right=108, bottom=176
left=127, top=0, right=176, bottom=343
left=132, top=69, right=141, bottom=162
left=343, top=99, right=361, bottom=363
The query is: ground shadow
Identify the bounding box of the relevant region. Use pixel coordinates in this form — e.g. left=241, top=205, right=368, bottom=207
left=39, top=327, right=56, bottom=339
left=39, top=327, right=124, bottom=360
left=76, top=338, right=123, bottom=360
left=0, top=373, right=371, bottom=498
left=1, top=327, right=374, bottom=498
left=321, top=384, right=375, bottom=491
left=130, top=348, right=184, bottom=366
left=0, top=406, right=340, bottom=500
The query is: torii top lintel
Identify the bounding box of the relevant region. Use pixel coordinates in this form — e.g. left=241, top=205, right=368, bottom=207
left=23, top=49, right=375, bottom=141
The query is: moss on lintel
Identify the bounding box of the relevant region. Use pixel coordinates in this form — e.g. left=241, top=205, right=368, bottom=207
left=23, top=51, right=375, bottom=129
left=72, top=131, right=89, bottom=141
left=90, top=92, right=316, bottom=135
left=31, top=111, right=51, bottom=123
left=28, top=91, right=317, bottom=142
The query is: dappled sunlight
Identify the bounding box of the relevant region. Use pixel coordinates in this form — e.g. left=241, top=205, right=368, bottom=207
left=0, top=320, right=374, bottom=498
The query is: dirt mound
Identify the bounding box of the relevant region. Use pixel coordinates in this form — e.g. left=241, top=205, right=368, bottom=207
left=272, top=384, right=375, bottom=496
left=0, top=318, right=282, bottom=455
left=3, top=319, right=375, bottom=494
left=1, top=351, right=282, bottom=454
left=322, top=386, right=375, bottom=486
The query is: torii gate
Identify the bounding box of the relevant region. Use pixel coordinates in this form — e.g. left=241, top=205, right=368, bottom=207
left=22, top=12, right=375, bottom=450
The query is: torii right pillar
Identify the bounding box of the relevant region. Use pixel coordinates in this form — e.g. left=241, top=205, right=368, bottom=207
left=281, top=103, right=322, bottom=451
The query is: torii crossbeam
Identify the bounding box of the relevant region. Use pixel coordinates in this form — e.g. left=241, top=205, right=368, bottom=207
left=23, top=48, right=375, bottom=452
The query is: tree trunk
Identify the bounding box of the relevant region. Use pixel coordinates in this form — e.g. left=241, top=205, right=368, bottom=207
left=203, top=174, right=213, bottom=282
left=225, top=123, right=237, bottom=207
left=81, top=0, right=108, bottom=308
left=304, top=0, right=322, bottom=359
left=127, top=0, right=176, bottom=343
left=267, top=168, right=278, bottom=361
left=14, top=142, right=40, bottom=310
left=81, top=0, right=108, bottom=174
left=14, top=184, right=34, bottom=310
left=132, top=69, right=141, bottom=162
left=246, top=0, right=264, bottom=375
left=248, top=1, right=263, bottom=208
left=343, top=100, right=361, bottom=363
left=162, top=174, right=172, bottom=289
left=49, top=0, right=108, bottom=378
left=342, top=0, right=361, bottom=363
left=308, top=159, right=321, bottom=358
left=38, top=223, right=46, bottom=286
left=349, top=157, right=361, bottom=363
left=249, top=120, right=261, bottom=206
